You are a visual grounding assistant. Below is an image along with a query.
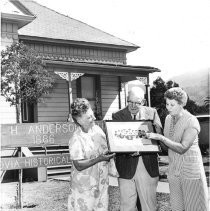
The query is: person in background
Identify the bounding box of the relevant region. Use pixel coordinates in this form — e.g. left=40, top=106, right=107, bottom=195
left=68, top=98, right=118, bottom=211
left=145, top=87, right=209, bottom=211
left=112, top=86, right=163, bottom=211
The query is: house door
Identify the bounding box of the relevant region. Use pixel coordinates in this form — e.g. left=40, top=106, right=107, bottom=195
left=77, top=75, right=102, bottom=119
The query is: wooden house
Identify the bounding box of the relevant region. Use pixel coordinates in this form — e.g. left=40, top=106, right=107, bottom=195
left=1, top=0, right=160, bottom=125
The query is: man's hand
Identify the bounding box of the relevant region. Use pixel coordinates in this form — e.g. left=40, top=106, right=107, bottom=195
left=130, top=152, right=141, bottom=157
left=138, top=130, right=147, bottom=138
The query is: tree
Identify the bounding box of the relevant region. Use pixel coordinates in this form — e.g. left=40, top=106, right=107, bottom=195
left=1, top=42, right=55, bottom=123
left=204, top=96, right=210, bottom=111
left=165, top=80, right=179, bottom=89
left=150, top=77, right=174, bottom=126
left=150, top=77, right=208, bottom=126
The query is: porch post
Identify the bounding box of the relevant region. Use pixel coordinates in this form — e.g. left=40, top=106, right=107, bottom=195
left=145, top=75, right=151, bottom=107
left=136, top=76, right=150, bottom=106
left=18, top=147, right=23, bottom=208
left=54, top=71, right=84, bottom=121
left=146, top=84, right=151, bottom=107
left=67, top=72, right=72, bottom=121
left=118, top=76, right=122, bottom=109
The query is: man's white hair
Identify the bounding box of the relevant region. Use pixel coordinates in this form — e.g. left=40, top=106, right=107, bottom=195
left=128, top=86, right=145, bottom=99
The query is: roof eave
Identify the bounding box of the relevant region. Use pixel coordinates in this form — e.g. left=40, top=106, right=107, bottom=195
left=1, top=12, right=35, bottom=28
left=44, top=60, right=160, bottom=77
left=19, top=35, right=139, bottom=53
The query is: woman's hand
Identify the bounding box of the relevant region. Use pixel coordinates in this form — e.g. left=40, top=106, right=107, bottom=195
left=98, top=152, right=116, bottom=162
left=145, top=132, right=164, bottom=141
left=73, top=152, right=116, bottom=171
left=146, top=128, right=198, bottom=155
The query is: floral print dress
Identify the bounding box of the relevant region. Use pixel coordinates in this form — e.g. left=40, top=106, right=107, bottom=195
left=68, top=124, right=117, bottom=211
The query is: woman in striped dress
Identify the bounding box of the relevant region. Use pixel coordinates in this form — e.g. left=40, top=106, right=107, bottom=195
left=146, top=87, right=208, bottom=211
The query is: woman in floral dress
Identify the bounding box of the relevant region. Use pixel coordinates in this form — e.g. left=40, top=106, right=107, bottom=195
left=145, top=87, right=208, bottom=211
left=68, top=98, right=118, bottom=211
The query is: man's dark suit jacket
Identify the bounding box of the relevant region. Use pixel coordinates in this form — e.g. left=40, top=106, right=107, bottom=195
left=112, top=106, right=160, bottom=179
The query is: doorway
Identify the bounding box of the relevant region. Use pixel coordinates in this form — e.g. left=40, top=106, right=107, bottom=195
left=21, top=102, right=36, bottom=123
left=77, top=75, right=102, bottom=119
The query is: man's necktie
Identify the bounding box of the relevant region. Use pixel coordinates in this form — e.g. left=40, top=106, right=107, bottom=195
left=133, top=115, right=136, bottom=120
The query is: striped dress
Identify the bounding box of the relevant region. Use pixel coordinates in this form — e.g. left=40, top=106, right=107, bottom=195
left=164, top=110, right=209, bottom=211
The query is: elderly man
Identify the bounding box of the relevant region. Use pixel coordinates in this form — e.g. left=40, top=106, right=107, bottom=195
left=112, top=86, right=162, bottom=211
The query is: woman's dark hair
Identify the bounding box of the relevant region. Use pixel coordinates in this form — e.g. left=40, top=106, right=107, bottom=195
left=71, top=98, right=90, bottom=121
left=164, top=87, right=188, bottom=106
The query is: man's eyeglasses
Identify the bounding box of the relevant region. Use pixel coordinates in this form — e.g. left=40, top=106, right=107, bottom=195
left=127, top=99, right=145, bottom=106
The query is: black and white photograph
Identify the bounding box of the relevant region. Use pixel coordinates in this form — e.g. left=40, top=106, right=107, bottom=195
left=1, top=0, right=209, bottom=210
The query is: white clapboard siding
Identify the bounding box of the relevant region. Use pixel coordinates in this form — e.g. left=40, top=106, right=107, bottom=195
left=101, top=98, right=119, bottom=103
left=0, top=96, right=16, bottom=124
left=38, top=116, right=68, bottom=122
left=100, top=86, right=118, bottom=91
left=100, top=94, right=119, bottom=99
left=39, top=97, right=69, bottom=104
left=50, top=89, right=68, bottom=94
left=102, top=101, right=119, bottom=109
left=38, top=111, right=67, bottom=117
left=45, top=93, right=69, bottom=98
left=103, top=107, right=120, bottom=114
left=38, top=71, right=77, bottom=122
left=52, top=83, right=68, bottom=89
left=39, top=103, right=69, bottom=107
left=38, top=107, right=69, bottom=112
left=101, top=90, right=119, bottom=95
left=101, top=76, right=120, bottom=120
left=101, top=81, right=119, bottom=86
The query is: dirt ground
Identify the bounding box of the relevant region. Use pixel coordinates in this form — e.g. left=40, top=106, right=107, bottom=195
left=0, top=180, right=171, bottom=211
left=0, top=156, right=209, bottom=211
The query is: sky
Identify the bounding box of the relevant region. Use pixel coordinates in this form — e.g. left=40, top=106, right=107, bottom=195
left=35, top=0, right=210, bottom=82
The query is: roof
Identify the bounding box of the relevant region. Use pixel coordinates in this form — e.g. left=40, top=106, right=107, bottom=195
left=1, top=0, right=35, bottom=28
left=17, top=0, right=139, bottom=52
left=2, top=0, right=26, bottom=16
